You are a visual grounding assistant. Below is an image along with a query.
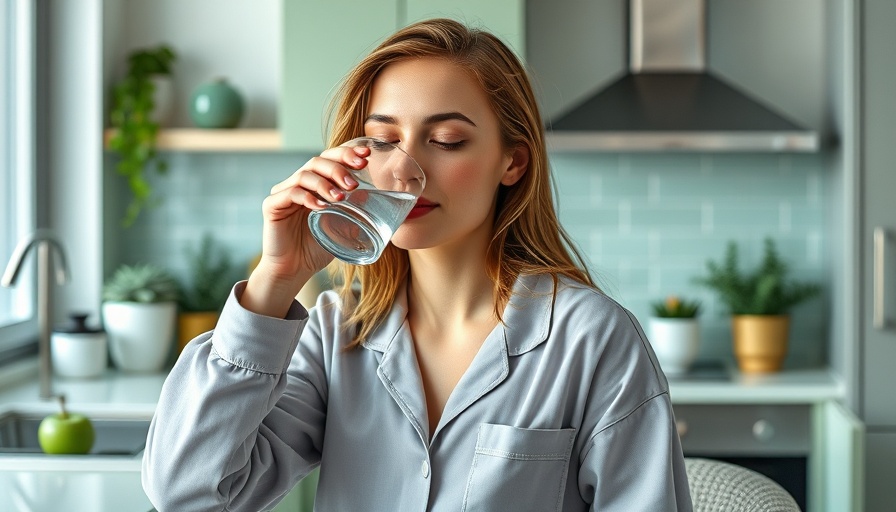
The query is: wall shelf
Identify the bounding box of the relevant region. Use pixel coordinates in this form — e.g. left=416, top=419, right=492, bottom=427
left=103, top=128, right=282, bottom=152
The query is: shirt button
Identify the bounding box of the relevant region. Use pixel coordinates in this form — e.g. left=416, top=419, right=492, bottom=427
left=421, top=459, right=430, bottom=478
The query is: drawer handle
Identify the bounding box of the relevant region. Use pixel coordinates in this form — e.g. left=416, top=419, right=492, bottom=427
left=874, top=227, right=892, bottom=330
left=676, top=420, right=688, bottom=439
left=752, top=419, right=775, bottom=442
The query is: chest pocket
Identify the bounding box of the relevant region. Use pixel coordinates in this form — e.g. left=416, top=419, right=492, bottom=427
left=462, top=423, right=577, bottom=512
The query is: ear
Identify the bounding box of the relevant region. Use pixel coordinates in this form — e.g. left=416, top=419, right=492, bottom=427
left=500, top=144, right=529, bottom=186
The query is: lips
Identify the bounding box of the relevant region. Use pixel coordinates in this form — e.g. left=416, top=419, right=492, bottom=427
left=405, top=198, right=438, bottom=220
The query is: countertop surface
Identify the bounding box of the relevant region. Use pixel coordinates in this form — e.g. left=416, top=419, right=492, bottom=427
left=667, top=364, right=846, bottom=404
left=0, top=363, right=164, bottom=512
left=0, top=470, right=153, bottom=512
left=0, top=360, right=847, bottom=511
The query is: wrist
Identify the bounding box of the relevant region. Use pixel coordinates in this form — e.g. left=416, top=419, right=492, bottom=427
left=243, top=265, right=313, bottom=318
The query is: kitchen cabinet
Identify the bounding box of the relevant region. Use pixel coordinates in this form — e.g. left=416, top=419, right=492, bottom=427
left=676, top=404, right=811, bottom=510
left=281, top=0, right=524, bottom=150
left=670, top=371, right=862, bottom=512
left=860, top=0, right=896, bottom=507
left=404, top=0, right=524, bottom=51
left=812, top=401, right=864, bottom=512
left=865, top=433, right=896, bottom=511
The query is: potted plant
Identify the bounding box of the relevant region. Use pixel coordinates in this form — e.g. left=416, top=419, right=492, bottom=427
left=648, top=296, right=701, bottom=376
left=695, top=238, right=821, bottom=373
left=177, top=234, right=238, bottom=351
left=107, top=45, right=176, bottom=227
left=102, top=263, right=180, bottom=372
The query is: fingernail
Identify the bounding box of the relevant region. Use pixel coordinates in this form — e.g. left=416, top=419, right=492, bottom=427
left=343, top=175, right=358, bottom=188
left=351, top=157, right=363, bottom=166
left=330, top=188, right=343, bottom=199
left=316, top=199, right=328, bottom=207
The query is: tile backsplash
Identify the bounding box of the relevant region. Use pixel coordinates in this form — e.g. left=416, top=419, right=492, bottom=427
left=107, top=150, right=828, bottom=368
left=552, top=152, right=827, bottom=367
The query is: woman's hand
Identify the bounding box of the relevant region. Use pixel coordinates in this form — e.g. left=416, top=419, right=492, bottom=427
left=242, top=144, right=368, bottom=318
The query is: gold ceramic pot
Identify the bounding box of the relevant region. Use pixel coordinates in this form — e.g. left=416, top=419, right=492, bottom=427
left=731, top=315, right=790, bottom=373
left=177, top=311, right=219, bottom=352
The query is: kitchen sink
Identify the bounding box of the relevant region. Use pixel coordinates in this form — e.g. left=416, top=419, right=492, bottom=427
left=0, top=410, right=150, bottom=457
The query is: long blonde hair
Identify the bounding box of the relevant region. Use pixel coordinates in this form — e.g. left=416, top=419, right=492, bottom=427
left=326, top=18, right=593, bottom=347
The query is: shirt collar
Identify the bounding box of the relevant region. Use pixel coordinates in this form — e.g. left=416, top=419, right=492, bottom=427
left=361, top=273, right=555, bottom=356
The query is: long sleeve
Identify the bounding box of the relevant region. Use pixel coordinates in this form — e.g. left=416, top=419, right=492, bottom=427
left=142, top=281, right=329, bottom=511
left=578, top=393, right=692, bottom=511
left=562, top=293, right=692, bottom=511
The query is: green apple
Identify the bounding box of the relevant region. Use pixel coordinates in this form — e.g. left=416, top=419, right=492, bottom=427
left=38, top=395, right=95, bottom=455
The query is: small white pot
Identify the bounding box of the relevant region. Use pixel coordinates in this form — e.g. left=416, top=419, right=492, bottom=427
left=51, top=315, right=107, bottom=379
left=102, top=301, right=177, bottom=373
left=647, top=317, right=700, bottom=377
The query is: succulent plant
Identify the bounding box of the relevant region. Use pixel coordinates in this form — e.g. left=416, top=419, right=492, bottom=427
left=102, top=263, right=181, bottom=303
left=651, top=295, right=701, bottom=318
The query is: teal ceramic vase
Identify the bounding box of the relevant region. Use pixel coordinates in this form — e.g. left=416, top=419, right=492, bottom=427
left=189, top=78, right=244, bottom=128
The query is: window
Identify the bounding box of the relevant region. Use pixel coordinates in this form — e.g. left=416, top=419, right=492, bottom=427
left=0, top=0, right=37, bottom=358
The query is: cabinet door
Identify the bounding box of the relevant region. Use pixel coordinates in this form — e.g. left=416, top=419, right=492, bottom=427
left=281, top=1, right=525, bottom=150
left=404, top=0, right=525, bottom=57
left=861, top=2, right=896, bottom=511
left=865, top=433, right=896, bottom=512
left=811, top=401, right=864, bottom=512
left=282, top=1, right=398, bottom=150
left=863, top=0, right=896, bottom=426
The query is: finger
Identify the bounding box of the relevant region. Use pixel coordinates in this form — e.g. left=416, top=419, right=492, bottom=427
left=270, top=156, right=360, bottom=199
left=287, top=185, right=329, bottom=210
left=305, top=147, right=368, bottom=185
left=295, top=168, right=355, bottom=203
left=270, top=158, right=337, bottom=195
left=322, top=143, right=370, bottom=162
left=262, top=186, right=323, bottom=222
left=262, top=190, right=301, bottom=222
left=268, top=171, right=336, bottom=205
left=317, top=146, right=367, bottom=188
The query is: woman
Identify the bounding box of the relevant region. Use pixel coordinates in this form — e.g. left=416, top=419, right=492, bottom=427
left=143, top=18, right=692, bottom=511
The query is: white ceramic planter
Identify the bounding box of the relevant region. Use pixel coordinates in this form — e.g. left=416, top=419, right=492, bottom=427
left=102, top=301, right=177, bottom=373
left=647, top=317, right=700, bottom=377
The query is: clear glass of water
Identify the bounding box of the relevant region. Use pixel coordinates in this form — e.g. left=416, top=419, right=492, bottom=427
left=308, top=137, right=426, bottom=265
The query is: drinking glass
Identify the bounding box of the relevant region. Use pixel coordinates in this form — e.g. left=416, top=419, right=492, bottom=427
left=308, top=137, right=426, bottom=265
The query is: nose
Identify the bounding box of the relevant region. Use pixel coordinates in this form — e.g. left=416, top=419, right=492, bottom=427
left=370, top=143, right=426, bottom=192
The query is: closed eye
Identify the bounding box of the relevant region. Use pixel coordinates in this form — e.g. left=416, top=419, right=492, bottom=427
left=432, top=140, right=465, bottom=150
left=369, top=138, right=395, bottom=151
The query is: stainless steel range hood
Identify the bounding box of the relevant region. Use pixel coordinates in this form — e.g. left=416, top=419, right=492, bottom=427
left=546, top=0, right=819, bottom=152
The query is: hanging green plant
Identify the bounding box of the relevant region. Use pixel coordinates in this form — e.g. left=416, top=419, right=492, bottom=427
left=108, top=45, right=177, bottom=227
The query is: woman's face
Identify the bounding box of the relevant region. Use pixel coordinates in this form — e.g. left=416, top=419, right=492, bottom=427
left=363, top=57, right=526, bottom=253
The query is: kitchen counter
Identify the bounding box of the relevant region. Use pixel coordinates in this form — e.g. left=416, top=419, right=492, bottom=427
left=0, top=362, right=165, bottom=512
left=0, top=361, right=846, bottom=414
left=0, top=367, right=164, bottom=473
left=667, top=365, right=846, bottom=404
left=0, top=360, right=846, bottom=511
left=0, top=470, right=153, bottom=511
left=0, top=362, right=166, bottom=413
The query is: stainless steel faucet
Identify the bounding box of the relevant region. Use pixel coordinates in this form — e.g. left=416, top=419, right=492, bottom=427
left=1, top=229, right=70, bottom=399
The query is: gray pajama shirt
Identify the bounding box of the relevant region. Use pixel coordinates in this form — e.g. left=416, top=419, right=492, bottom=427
left=142, top=273, right=692, bottom=511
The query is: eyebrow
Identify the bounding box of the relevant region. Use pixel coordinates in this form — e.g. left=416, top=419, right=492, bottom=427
left=365, top=112, right=477, bottom=127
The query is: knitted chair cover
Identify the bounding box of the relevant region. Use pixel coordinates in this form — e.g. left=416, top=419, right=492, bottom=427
left=685, top=458, right=801, bottom=512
